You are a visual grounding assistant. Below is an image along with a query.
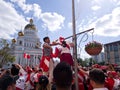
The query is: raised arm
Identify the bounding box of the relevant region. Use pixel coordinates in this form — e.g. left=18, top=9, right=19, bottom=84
left=43, top=43, right=52, bottom=49
left=50, top=41, right=60, bottom=46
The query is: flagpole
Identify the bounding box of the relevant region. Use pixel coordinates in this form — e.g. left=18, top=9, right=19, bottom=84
left=72, top=0, right=79, bottom=90
left=27, top=58, right=29, bottom=66
left=26, top=58, right=27, bottom=66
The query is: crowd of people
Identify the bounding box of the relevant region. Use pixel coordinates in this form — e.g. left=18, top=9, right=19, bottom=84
left=0, top=36, right=120, bottom=90
left=0, top=61, right=120, bottom=90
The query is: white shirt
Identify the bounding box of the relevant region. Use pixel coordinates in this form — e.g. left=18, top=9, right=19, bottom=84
left=58, top=45, right=71, bottom=54
left=16, top=75, right=27, bottom=89
left=114, top=78, right=120, bottom=88
left=93, top=88, right=108, bottom=90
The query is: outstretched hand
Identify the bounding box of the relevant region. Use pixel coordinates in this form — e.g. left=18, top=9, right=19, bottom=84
left=51, top=41, right=60, bottom=45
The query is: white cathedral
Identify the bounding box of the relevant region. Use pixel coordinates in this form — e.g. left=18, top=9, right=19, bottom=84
left=10, top=19, right=42, bottom=67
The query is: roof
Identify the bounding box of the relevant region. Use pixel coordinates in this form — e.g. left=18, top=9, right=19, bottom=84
left=104, top=40, right=120, bottom=46
left=24, top=19, right=36, bottom=30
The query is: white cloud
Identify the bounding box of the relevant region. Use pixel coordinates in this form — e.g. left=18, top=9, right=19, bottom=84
left=33, top=4, right=42, bottom=19
left=92, top=0, right=120, bottom=7
left=68, top=22, right=72, bottom=29
left=79, top=7, right=120, bottom=37
left=10, top=0, right=64, bottom=31
left=91, top=5, right=101, bottom=11
left=77, top=0, right=80, bottom=3
left=10, top=0, right=42, bottom=19
left=112, top=0, right=120, bottom=3
left=41, top=12, right=65, bottom=31
left=10, top=0, right=32, bottom=13
left=0, top=0, right=27, bottom=39
left=117, top=2, right=120, bottom=5
left=92, top=0, right=105, bottom=4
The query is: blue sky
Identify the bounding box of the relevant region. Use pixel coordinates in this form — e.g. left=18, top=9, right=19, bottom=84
left=0, top=0, right=120, bottom=59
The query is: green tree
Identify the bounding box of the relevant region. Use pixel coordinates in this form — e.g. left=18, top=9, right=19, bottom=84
left=77, top=58, right=83, bottom=64
left=77, top=58, right=89, bottom=67
left=83, top=58, right=90, bottom=66
left=0, top=39, right=15, bottom=68
left=98, top=61, right=105, bottom=65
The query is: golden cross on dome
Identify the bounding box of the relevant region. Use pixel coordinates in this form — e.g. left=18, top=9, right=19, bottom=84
left=30, top=19, right=33, bottom=24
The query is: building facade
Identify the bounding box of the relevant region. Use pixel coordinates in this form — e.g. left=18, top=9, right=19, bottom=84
left=104, top=41, right=120, bottom=64
left=92, top=52, right=105, bottom=63
left=10, top=19, right=42, bottom=67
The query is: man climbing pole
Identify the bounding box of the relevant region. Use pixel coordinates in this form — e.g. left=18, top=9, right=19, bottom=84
left=39, top=36, right=58, bottom=84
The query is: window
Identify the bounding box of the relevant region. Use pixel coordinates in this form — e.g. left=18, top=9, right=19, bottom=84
left=24, top=43, right=26, bottom=47
left=27, top=43, right=28, bottom=47
left=104, top=46, right=107, bottom=52
left=113, top=44, right=118, bottom=51
left=107, top=53, right=110, bottom=59
left=115, top=58, right=119, bottom=63
left=110, top=45, right=113, bottom=51
left=114, top=51, right=119, bottom=58
left=119, top=43, right=120, bottom=50
left=107, top=46, right=110, bottom=52
left=19, top=41, right=22, bottom=45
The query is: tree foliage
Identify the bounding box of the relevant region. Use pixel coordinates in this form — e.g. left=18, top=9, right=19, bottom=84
left=77, top=58, right=89, bottom=66
left=77, top=57, right=97, bottom=67
left=0, top=39, right=15, bottom=67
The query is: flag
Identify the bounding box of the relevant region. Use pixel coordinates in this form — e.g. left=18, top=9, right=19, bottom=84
left=40, top=56, right=51, bottom=72
left=44, top=58, right=49, bottom=67
left=52, top=47, right=61, bottom=58
left=24, top=53, right=27, bottom=59
left=27, top=54, right=30, bottom=59
left=24, top=53, right=30, bottom=59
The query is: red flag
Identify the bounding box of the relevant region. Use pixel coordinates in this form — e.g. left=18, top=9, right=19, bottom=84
left=52, top=47, right=61, bottom=58
left=24, top=53, right=30, bottom=59
left=24, top=53, right=27, bottom=58
left=27, top=54, right=30, bottom=59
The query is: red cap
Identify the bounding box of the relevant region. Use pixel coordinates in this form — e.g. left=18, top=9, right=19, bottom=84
left=59, top=37, right=65, bottom=43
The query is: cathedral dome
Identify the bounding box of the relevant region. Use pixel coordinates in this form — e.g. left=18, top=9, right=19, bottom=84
left=18, top=31, right=24, bottom=36
left=24, top=19, right=36, bottom=30
left=12, top=39, right=16, bottom=43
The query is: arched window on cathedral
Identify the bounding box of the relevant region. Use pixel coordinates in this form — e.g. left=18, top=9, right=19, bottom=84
left=19, top=41, right=22, bottom=45
left=28, top=43, right=29, bottom=47
left=24, top=43, right=26, bottom=47
left=27, top=43, right=28, bottom=47
left=32, top=44, right=33, bottom=47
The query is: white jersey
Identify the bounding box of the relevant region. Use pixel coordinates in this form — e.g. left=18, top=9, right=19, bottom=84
left=114, top=79, right=120, bottom=88
left=58, top=45, right=71, bottom=54
left=16, top=75, right=27, bottom=90
left=25, top=72, right=35, bottom=90
left=93, top=88, right=108, bottom=90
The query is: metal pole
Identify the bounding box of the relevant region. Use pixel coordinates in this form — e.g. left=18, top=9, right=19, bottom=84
left=72, top=0, right=79, bottom=90
left=65, top=28, right=94, bottom=40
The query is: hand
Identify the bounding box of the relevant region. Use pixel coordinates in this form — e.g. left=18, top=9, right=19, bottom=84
left=52, top=41, right=59, bottom=45
left=52, top=41, right=56, bottom=44
left=15, top=64, right=22, bottom=69
left=69, top=43, right=74, bottom=47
